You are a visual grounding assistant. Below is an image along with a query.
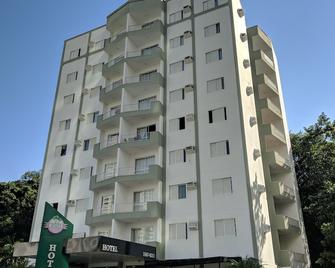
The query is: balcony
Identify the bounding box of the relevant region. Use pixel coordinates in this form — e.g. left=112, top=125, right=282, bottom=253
left=253, top=50, right=276, bottom=77
left=100, top=73, right=164, bottom=104
left=122, top=101, right=163, bottom=121
left=247, top=26, right=273, bottom=54
left=266, top=151, right=291, bottom=175
left=85, top=201, right=163, bottom=225
left=102, top=54, right=125, bottom=78
left=259, top=97, right=282, bottom=123
left=96, top=108, right=121, bottom=130
left=261, top=124, right=286, bottom=148
left=105, top=20, right=164, bottom=54
left=119, top=131, right=164, bottom=154
left=93, top=141, right=118, bottom=160
left=90, top=165, right=163, bottom=191
left=270, top=181, right=296, bottom=203
left=278, top=250, right=306, bottom=268
left=276, top=215, right=301, bottom=234
left=256, top=74, right=278, bottom=99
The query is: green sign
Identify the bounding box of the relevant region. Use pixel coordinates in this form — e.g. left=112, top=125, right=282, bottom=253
left=35, top=202, right=73, bottom=268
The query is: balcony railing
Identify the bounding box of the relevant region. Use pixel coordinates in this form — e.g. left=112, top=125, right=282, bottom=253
left=96, top=166, right=153, bottom=182
left=262, top=52, right=275, bottom=68
left=107, top=55, right=125, bottom=67
left=92, top=206, right=114, bottom=217
left=101, top=107, right=121, bottom=120
left=122, top=102, right=156, bottom=112
left=105, top=79, right=123, bottom=93
left=115, top=201, right=157, bottom=213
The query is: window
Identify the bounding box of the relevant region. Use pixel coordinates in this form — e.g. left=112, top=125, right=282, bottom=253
left=169, top=184, right=187, bottom=200
left=104, top=162, right=117, bottom=177
left=169, top=223, right=187, bottom=240
left=59, top=119, right=71, bottom=131
left=170, top=60, right=184, bottom=74
left=50, top=172, right=63, bottom=185
left=83, top=139, right=90, bottom=151
left=132, top=226, right=155, bottom=244
left=212, top=177, right=233, bottom=195
left=135, top=156, right=155, bottom=174
left=90, top=86, right=100, bottom=98
left=204, top=23, right=220, bottom=37
left=64, top=94, right=75, bottom=105
left=101, top=195, right=114, bottom=215
left=207, top=77, right=224, bottom=93
left=87, top=111, right=99, bottom=123
left=69, top=48, right=81, bottom=60
left=169, top=117, right=186, bottom=132
left=55, top=145, right=67, bottom=157
left=169, top=11, right=183, bottom=23
left=138, top=96, right=156, bottom=110
left=141, top=44, right=158, bottom=56
left=75, top=198, right=89, bottom=213
left=107, top=133, right=119, bottom=146
left=209, top=107, right=227, bottom=123
left=137, top=124, right=156, bottom=140
left=110, top=106, right=121, bottom=116
left=203, top=0, right=224, bottom=11
left=169, top=88, right=185, bottom=103
left=134, top=189, right=154, bottom=211
left=170, top=36, right=184, bottom=49
left=140, top=70, right=157, bottom=82
left=80, top=167, right=92, bottom=180
left=66, top=71, right=78, bottom=83
left=214, top=218, right=237, bottom=237
left=206, top=49, right=223, bottom=63
left=210, top=140, right=230, bottom=157
left=92, top=40, right=104, bottom=51
left=92, top=63, right=102, bottom=74
left=169, top=149, right=187, bottom=165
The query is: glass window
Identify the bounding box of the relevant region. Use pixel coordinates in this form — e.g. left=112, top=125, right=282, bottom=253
left=75, top=198, right=89, bottom=214
left=206, top=49, right=223, bottom=63
left=169, top=61, right=184, bottom=74
left=170, top=36, right=184, bottom=49
left=207, top=77, right=224, bottom=93
left=79, top=167, right=92, bottom=180
left=83, top=139, right=90, bottom=151
left=210, top=140, right=230, bottom=157
left=64, top=94, right=75, bottom=105
left=69, top=48, right=81, bottom=60
left=212, top=177, right=233, bottom=195
left=66, top=71, right=78, bottom=83
left=204, top=23, right=220, bottom=37
left=169, top=149, right=186, bottom=164
left=169, top=88, right=185, bottom=103
left=214, top=218, right=237, bottom=237
left=169, top=11, right=183, bottom=23
left=169, top=223, right=187, bottom=240
left=50, top=172, right=63, bottom=185
left=135, top=156, right=155, bottom=174
left=209, top=107, right=227, bottom=123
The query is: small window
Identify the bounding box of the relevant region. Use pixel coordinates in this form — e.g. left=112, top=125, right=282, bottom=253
left=212, top=177, right=233, bottom=195
left=50, top=172, right=63, bottom=186
left=66, top=71, right=78, bottom=83
left=169, top=223, right=187, bottom=240
left=64, top=94, right=75, bottom=105
left=169, top=184, right=187, bottom=200
left=214, top=218, right=237, bottom=237
left=52, top=203, right=59, bottom=210
left=204, top=23, right=220, bottom=37
left=169, top=149, right=187, bottom=165
left=210, top=140, right=230, bottom=157
left=139, top=70, right=157, bottom=82
left=80, top=167, right=92, bottom=180
left=92, top=40, right=104, bottom=51
left=169, top=88, right=185, bottom=103
left=206, top=49, right=223, bottom=64
left=55, top=145, right=67, bottom=157
left=207, top=77, right=224, bottom=93
left=170, top=36, right=184, bottom=49
left=88, top=111, right=99, bottom=123
left=170, top=60, right=184, bottom=74
left=83, top=139, right=90, bottom=151
left=209, top=107, right=227, bottom=123
left=203, top=0, right=224, bottom=11
left=59, top=119, right=71, bottom=131
left=169, top=117, right=186, bottom=132
left=169, top=11, right=183, bottom=23
left=75, top=198, right=89, bottom=214
left=92, top=63, right=102, bottom=74
left=69, top=48, right=81, bottom=60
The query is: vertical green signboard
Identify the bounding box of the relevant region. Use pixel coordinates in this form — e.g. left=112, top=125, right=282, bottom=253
left=35, top=202, right=73, bottom=268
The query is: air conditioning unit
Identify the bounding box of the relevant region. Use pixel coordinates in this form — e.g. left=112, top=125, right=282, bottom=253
left=78, top=114, right=85, bottom=121
left=262, top=223, right=271, bottom=234
left=82, top=88, right=89, bottom=95
left=183, top=5, right=192, bottom=13
left=185, top=146, right=196, bottom=153
left=186, top=182, right=197, bottom=190
left=184, top=56, right=193, bottom=64
left=186, top=113, right=195, bottom=122
left=258, top=184, right=266, bottom=194
left=246, top=86, right=254, bottom=96
left=184, top=84, right=194, bottom=92
left=184, top=31, right=192, bottom=39
left=67, top=200, right=76, bottom=207
left=188, top=221, right=199, bottom=230
left=243, top=59, right=250, bottom=68
left=253, top=149, right=261, bottom=159
left=85, top=65, right=92, bottom=72
left=88, top=41, right=95, bottom=48
left=74, top=140, right=82, bottom=147
left=240, top=33, right=248, bottom=42
left=249, top=116, right=257, bottom=127
left=237, top=8, right=245, bottom=17
left=70, top=169, right=78, bottom=176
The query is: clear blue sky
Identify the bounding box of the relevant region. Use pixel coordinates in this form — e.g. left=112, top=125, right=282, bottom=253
left=0, top=0, right=334, bottom=181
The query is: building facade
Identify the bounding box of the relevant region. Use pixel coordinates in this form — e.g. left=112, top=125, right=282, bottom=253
left=28, top=0, right=310, bottom=267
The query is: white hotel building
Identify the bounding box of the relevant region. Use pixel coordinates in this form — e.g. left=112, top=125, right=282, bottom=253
left=26, top=0, right=310, bottom=267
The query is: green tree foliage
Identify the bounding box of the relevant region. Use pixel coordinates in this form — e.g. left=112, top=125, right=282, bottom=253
left=291, top=113, right=335, bottom=267
left=0, top=171, right=39, bottom=267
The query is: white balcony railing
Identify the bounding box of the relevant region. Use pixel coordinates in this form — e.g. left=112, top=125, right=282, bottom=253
left=262, top=52, right=275, bottom=68
left=95, top=166, right=153, bottom=182
left=105, top=79, right=123, bottom=93
left=101, top=107, right=121, bottom=120
left=114, top=201, right=156, bottom=213
left=92, top=206, right=114, bottom=217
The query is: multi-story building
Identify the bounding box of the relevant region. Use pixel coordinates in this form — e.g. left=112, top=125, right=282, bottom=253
left=25, top=0, right=310, bottom=267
